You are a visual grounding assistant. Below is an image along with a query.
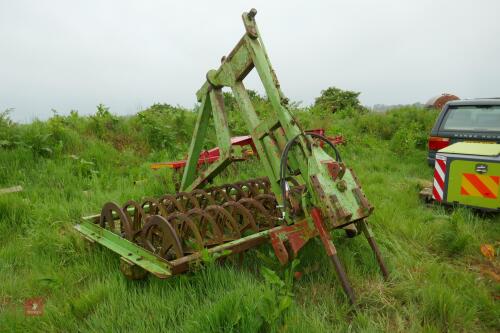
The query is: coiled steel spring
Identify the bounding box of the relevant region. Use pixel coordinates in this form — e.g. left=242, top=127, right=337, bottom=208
left=98, top=177, right=281, bottom=260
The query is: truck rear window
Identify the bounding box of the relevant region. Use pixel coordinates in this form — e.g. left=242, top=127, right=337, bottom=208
left=441, top=105, right=500, bottom=132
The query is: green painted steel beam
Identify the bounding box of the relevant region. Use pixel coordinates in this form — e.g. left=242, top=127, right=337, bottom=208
left=181, top=95, right=211, bottom=191
left=180, top=8, right=372, bottom=228
left=210, top=89, right=231, bottom=156
left=74, top=221, right=172, bottom=278
left=184, top=155, right=232, bottom=192
left=231, top=82, right=282, bottom=197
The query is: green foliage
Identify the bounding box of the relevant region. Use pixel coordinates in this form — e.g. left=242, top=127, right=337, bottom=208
left=350, top=106, right=438, bottom=154
left=313, top=86, right=367, bottom=115
left=257, top=259, right=299, bottom=332
left=0, top=103, right=198, bottom=159
left=0, top=109, right=20, bottom=148
left=46, top=110, right=83, bottom=154
left=136, top=103, right=195, bottom=156
left=88, top=103, right=118, bottom=140
left=68, top=154, right=99, bottom=178
left=0, top=92, right=499, bottom=333
left=20, top=120, right=56, bottom=157
left=435, top=209, right=476, bottom=257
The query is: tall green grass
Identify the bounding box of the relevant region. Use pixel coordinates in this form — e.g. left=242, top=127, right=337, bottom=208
left=0, top=103, right=499, bottom=332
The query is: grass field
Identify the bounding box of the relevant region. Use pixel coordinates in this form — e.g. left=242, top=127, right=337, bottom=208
left=0, top=103, right=499, bottom=332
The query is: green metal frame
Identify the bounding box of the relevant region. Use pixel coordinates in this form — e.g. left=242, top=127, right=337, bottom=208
left=180, top=9, right=370, bottom=228
left=74, top=9, right=388, bottom=305
left=76, top=219, right=172, bottom=278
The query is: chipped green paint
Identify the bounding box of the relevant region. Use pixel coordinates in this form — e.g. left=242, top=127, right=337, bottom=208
left=180, top=9, right=372, bottom=229
left=74, top=221, right=172, bottom=278
left=74, top=10, right=382, bottom=297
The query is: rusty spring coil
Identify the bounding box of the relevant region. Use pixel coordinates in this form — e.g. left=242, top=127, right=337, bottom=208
left=98, top=177, right=281, bottom=260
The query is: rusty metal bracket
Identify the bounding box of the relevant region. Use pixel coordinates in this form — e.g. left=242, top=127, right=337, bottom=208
left=269, top=220, right=315, bottom=265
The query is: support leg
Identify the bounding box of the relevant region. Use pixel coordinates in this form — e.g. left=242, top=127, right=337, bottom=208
left=329, top=254, right=356, bottom=305
left=357, top=220, right=389, bottom=280
left=310, top=208, right=356, bottom=305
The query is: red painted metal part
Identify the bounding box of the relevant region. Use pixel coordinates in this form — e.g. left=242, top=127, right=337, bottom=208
left=309, top=129, right=345, bottom=148
left=321, top=160, right=345, bottom=181
left=270, top=207, right=357, bottom=304
left=151, top=129, right=345, bottom=170
left=268, top=207, right=340, bottom=265
left=310, top=207, right=337, bottom=256
left=269, top=220, right=315, bottom=265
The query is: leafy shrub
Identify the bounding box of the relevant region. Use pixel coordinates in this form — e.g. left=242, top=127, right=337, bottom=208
left=355, top=111, right=396, bottom=139
left=68, top=154, right=98, bottom=178
left=136, top=103, right=195, bottom=156
left=0, top=109, right=20, bottom=148
left=351, top=106, right=437, bottom=152
left=257, top=259, right=299, bottom=332
left=20, top=120, right=56, bottom=157
left=47, top=110, right=83, bottom=153
left=87, top=104, right=118, bottom=140
left=389, top=123, right=421, bottom=154
left=313, top=86, right=367, bottom=114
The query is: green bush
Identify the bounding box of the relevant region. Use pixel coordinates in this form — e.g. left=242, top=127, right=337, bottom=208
left=0, top=109, right=20, bottom=148
left=348, top=106, right=438, bottom=153
left=87, top=104, right=119, bottom=140
left=313, top=86, right=367, bottom=114
left=136, top=103, right=195, bottom=156
left=47, top=110, right=83, bottom=154
left=19, top=120, right=57, bottom=157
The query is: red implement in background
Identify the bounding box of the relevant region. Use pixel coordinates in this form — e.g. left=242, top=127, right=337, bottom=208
left=150, top=129, right=345, bottom=170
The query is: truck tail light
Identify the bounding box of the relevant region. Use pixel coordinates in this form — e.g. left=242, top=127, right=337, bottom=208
left=428, top=136, right=450, bottom=151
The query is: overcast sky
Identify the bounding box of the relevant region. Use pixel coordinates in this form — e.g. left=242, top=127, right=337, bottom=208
left=1, top=1, right=499, bottom=122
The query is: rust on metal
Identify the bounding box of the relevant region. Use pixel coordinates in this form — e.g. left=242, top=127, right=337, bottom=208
left=311, top=207, right=356, bottom=304
left=91, top=178, right=281, bottom=265
left=425, top=93, right=460, bottom=110
left=352, top=188, right=374, bottom=216
left=310, top=208, right=336, bottom=256
left=75, top=8, right=388, bottom=305
left=321, top=161, right=345, bottom=181
left=270, top=220, right=315, bottom=265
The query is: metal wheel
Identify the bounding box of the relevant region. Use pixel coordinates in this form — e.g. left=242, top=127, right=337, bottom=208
left=122, top=200, right=146, bottom=242
left=99, top=202, right=134, bottom=241
left=141, top=215, right=183, bottom=260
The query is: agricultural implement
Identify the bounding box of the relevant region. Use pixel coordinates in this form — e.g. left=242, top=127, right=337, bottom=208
left=75, top=8, right=388, bottom=304
left=150, top=130, right=344, bottom=172
left=150, top=129, right=344, bottom=189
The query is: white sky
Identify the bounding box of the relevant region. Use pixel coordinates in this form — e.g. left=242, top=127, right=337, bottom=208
left=1, top=0, right=499, bottom=122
